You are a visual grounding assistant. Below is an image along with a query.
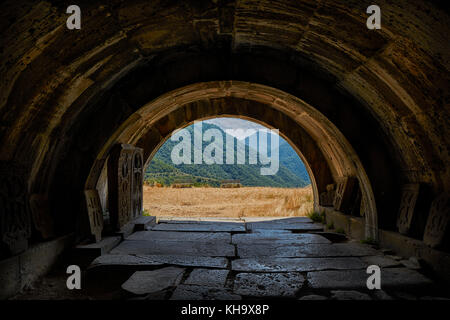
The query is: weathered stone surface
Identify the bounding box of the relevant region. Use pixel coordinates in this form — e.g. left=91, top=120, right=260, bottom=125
left=232, top=257, right=366, bottom=272
left=233, top=272, right=304, bottom=297
left=400, top=257, right=422, bottom=270
left=299, top=295, right=328, bottom=300
left=90, top=254, right=228, bottom=269
left=246, top=221, right=323, bottom=232
left=170, top=285, right=241, bottom=300
left=130, top=148, right=144, bottom=220
left=75, top=236, right=121, bottom=255
left=29, top=194, right=54, bottom=239
left=121, top=267, right=185, bottom=296
left=127, top=231, right=231, bottom=243
left=232, top=232, right=330, bottom=244
left=330, top=290, right=371, bottom=300
left=308, top=268, right=434, bottom=290
left=110, top=240, right=235, bottom=257
left=84, top=190, right=104, bottom=242
left=236, top=243, right=378, bottom=258
left=311, top=232, right=348, bottom=242
left=423, top=193, right=450, bottom=248
left=0, top=162, right=32, bottom=255
left=184, top=269, right=229, bottom=288
left=107, top=144, right=134, bottom=229
left=361, top=255, right=402, bottom=268
left=320, top=185, right=335, bottom=207
left=150, top=222, right=246, bottom=232
left=133, top=216, right=156, bottom=231
left=333, top=176, right=358, bottom=213
left=396, top=184, right=426, bottom=236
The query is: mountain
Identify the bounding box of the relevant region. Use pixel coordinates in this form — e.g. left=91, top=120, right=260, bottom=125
left=144, top=121, right=310, bottom=188
left=243, top=130, right=311, bottom=184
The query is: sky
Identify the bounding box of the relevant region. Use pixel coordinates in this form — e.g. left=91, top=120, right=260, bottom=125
left=204, top=117, right=268, bottom=140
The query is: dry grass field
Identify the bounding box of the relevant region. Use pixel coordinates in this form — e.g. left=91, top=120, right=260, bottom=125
left=143, top=185, right=313, bottom=218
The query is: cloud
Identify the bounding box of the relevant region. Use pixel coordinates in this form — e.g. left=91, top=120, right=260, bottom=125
left=204, top=118, right=266, bottom=140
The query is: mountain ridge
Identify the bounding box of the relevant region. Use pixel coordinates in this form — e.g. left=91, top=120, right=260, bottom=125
left=144, top=121, right=310, bottom=188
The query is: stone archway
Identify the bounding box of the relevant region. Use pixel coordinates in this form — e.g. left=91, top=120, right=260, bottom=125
left=87, top=81, right=378, bottom=239
left=1, top=0, right=449, bottom=299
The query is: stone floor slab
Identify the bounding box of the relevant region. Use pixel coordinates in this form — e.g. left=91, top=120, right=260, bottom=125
left=361, top=255, right=402, bottom=268
left=121, top=267, right=185, bottom=296
left=75, top=236, right=122, bottom=255
left=246, top=221, right=323, bottom=232
left=233, top=272, right=304, bottom=297
left=110, top=240, right=235, bottom=257
left=184, top=269, right=229, bottom=288
left=307, top=268, right=434, bottom=290
left=150, top=222, right=246, bottom=232
left=232, top=232, right=331, bottom=245
left=232, top=257, right=366, bottom=272
left=170, top=285, right=241, bottom=300
left=90, top=254, right=228, bottom=269
left=237, top=243, right=378, bottom=258
left=127, top=231, right=231, bottom=243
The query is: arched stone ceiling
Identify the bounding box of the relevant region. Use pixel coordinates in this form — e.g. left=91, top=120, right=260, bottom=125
left=0, top=0, right=448, bottom=234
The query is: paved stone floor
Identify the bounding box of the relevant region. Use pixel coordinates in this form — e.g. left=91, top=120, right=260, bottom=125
left=83, top=217, right=450, bottom=300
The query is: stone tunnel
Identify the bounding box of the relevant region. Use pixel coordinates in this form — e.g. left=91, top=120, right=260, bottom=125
left=0, top=0, right=449, bottom=300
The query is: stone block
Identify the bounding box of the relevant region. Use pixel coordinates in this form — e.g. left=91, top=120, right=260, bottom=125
left=84, top=189, right=104, bottom=242
left=89, top=254, right=228, bottom=269
left=121, top=267, right=185, bottom=297
left=133, top=216, right=156, bottom=231
left=184, top=269, right=229, bottom=288
left=127, top=231, right=231, bottom=242
left=234, top=272, right=304, bottom=297
left=110, top=240, right=235, bottom=257
left=232, top=257, right=366, bottom=272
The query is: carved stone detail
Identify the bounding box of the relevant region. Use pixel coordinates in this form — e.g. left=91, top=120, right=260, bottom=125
left=84, top=189, right=104, bottom=242
left=333, top=177, right=357, bottom=213
left=131, top=148, right=144, bottom=220
left=29, top=194, right=54, bottom=239
left=108, top=144, right=134, bottom=230
left=396, top=184, right=420, bottom=235
left=423, top=193, right=450, bottom=248
left=320, top=184, right=335, bottom=207
left=0, top=162, right=32, bottom=255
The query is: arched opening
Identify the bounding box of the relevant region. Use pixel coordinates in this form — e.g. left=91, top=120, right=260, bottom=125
left=86, top=81, right=377, bottom=240
left=142, top=116, right=313, bottom=219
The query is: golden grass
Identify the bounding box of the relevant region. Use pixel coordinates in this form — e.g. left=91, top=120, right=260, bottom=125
left=143, top=185, right=313, bottom=218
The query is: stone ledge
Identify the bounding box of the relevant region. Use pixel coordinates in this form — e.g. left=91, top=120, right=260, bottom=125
left=321, top=207, right=450, bottom=284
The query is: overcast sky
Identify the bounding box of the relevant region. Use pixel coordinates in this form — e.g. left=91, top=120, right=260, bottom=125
left=204, top=117, right=267, bottom=140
